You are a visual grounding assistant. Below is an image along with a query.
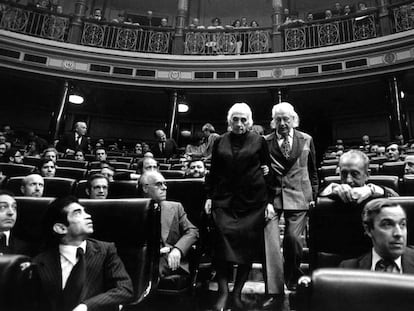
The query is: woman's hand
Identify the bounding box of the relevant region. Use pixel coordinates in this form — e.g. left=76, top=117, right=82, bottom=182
left=204, top=199, right=212, bottom=215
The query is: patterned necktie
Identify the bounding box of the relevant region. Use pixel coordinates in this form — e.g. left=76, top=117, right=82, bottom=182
left=281, top=135, right=290, bottom=159
left=62, top=247, right=85, bottom=311
left=375, top=258, right=397, bottom=273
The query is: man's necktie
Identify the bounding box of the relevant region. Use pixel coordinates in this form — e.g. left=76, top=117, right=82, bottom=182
left=0, top=232, right=6, bottom=252
left=62, top=247, right=85, bottom=311
left=281, top=135, right=290, bottom=159
left=77, top=136, right=82, bottom=145
left=375, top=258, right=398, bottom=273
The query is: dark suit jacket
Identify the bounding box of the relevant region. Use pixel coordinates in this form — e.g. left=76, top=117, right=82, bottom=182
left=160, top=201, right=199, bottom=273
left=265, top=129, right=318, bottom=210
left=58, top=133, right=89, bottom=153
left=1, top=234, right=32, bottom=256
left=205, top=131, right=271, bottom=210
left=33, top=239, right=133, bottom=311
left=151, top=139, right=178, bottom=159
left=339, top=246, right=414, bottom=274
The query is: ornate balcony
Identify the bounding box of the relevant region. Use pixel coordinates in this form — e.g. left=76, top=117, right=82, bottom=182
left=184, top=27, right=271, bottom=55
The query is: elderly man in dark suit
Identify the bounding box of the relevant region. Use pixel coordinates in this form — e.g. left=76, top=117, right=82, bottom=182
left=140, top=171, right=198, bottom=278
left=264, top=102, right=318, bottom=301
left=58, top=122, right=90, bottom=155
left=340, top=199, right=414, bottom=273
left=34, top=196, right=133, bottom=311
left=151, top=129, right=178, bottom=159
left=0, top=190, right=32, bottom=256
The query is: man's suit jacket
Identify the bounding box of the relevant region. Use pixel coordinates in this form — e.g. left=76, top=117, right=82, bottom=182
left=339, top=246, right=414, bottom=274
left=33, top=239, right=133, bottom=311
left=58, top=132, right=89, bottom=153
left=151, top=139, right=178, bottom=159
left=0, top=234, right=32, bottom=256
left=265, top=129, right=318, bottom=210
left=160, top=201, right=199, bottom=273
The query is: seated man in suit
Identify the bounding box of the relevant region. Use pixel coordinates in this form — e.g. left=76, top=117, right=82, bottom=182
left=151, top=129, right=178, bottom=159
left=95, top=147, right=107, bottom=162
left=21, top=174, right=44, bottom=197
left=114, top=156, right=159, bottom=181
left=140, top=171, right=198, bottom=278
left=38, top=159, right=56, bottom=178
left=340, top=199, right=414, bottom=273
left=185, top=159, right=206, bottom=178
left=385, top=143, right=402, bottom=162
left=86, top=174, right=108, bottom=199
left=404, top=155, right=414, bottom=175
left=34, top=196, right=133, bottom=311
left=0, top=190, right=32, bottom=255
left=58, top=121, right=89, bottom=155
left=320, top=150, right=398, bottom=203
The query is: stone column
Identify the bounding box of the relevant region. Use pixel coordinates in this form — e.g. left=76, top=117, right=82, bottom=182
left=376, top=0, right=392, bottom=35
left=172, top=0, right=188, bottom=54
left=68, top=0, right=87, bottom=44
left=271, top=0, right=283, bottom=52
left=388, top=76, right=408, bottom=139
left=54, top=81, right=69, bottom=141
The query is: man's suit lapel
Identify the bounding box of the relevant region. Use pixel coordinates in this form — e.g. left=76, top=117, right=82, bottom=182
left=160, top=202, right=175, bottom=245
left=402, top=247, right=414, bottom=274
left=81, top=240, right=99, bottom=300
left=358, top=252, right=373, bottom=270
left=39, top=249, right=63, bottom=308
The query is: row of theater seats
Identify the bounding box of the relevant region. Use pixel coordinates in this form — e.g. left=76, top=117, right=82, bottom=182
left=0, top=178, right=208, bottom=310
left=319, top=161, right=408, bottom=179
left=295, top=196, right=414, bottom=311
left=0, top=162, right=190, bottom=181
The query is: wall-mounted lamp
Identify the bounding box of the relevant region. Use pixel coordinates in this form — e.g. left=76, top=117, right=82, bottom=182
left=68, top=94, right=84, bottom=104
left=178, top=102, right=189, bottom=113
left=401, top=91, right=405, bottom=99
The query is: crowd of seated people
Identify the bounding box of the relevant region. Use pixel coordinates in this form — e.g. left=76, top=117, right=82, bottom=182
left=320, top=133, right=414, bottom=196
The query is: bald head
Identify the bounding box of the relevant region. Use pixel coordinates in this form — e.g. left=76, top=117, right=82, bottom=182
left=21, top=174, right=44, bottom=197
left=405, top=155, right=414, bottom=174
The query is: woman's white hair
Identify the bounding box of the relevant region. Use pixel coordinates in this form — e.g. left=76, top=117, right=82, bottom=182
left=270, top=102, right=299, bottom=129
left=227, top=102, right=254, bottom=129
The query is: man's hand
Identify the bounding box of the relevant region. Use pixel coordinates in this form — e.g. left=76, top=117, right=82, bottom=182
left=66, top=149, right=75, bottom=156
left=168, top=248, right=181, bottom=271
left=72, top=304, right=87, bottom=311
left=204, top=199, right=212, bottom=215
left=351, top=185, right=373, bottom=204
left=332, top=184, right=354, bottom=203
left=265, top=203, right=276, bottom=221
left=261, top=165, right=269, bottom=176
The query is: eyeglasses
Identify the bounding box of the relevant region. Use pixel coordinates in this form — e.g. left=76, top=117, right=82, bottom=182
left=146, top=181, right=167, bottom=188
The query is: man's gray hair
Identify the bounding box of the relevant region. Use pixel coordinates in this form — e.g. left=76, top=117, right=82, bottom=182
left=271, top=102, right=299, bottom=129
left=339, top=149, right=370, bottom=173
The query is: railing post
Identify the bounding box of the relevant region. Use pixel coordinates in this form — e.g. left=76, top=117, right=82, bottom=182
left=271, top=0, right=283, bottom=52
left=169, top=91, right=178, bottom=139
left=387, top=76, right=408, bottom=140
left=68, top=0, right=87, bottom=44
left=172, top=0, right=188, bottom=55
left=376, top=0, right=392, bottom=35
left=54, top=81, right=69, bottom=141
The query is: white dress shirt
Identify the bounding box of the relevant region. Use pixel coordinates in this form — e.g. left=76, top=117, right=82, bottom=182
left=371, top=248, right=402, bottom=273
left=59, top=240, right=87, bottom=289
left=1, top=230, right=10, bottom=246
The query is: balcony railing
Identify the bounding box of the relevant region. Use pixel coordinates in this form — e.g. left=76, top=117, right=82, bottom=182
left=1, top=1, right=414, bottom=55
left=184, top=27, right=271, bottom=55
left=282, top=9, right=378, bottom=51
left=390, top=1, right=414, bottom=32
left=81, top=22, right=173, bottom=54
left=0, top=2, right=69, bottom=41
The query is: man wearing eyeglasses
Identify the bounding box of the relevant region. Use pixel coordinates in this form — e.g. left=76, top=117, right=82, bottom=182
left=140, top=171, right=198, bottom=278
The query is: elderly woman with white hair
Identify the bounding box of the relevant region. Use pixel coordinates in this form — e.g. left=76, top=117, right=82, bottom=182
left=205, top=103, right=272, bottom=310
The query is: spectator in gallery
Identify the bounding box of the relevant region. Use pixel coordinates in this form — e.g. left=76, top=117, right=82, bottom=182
left=74, top=150, right=85, bottom=161
left=89, top=8, right=105, bottom=21
left=38, top=158, right=56, bottom=178
left=42, top=147, right=58, bottom=163
left=86, top=174, right=109, bottom=199
left=306, top=12, right=314, bottom=22
left=385, top=143, right=401, bottom=162
left=325, top=9, right=333, bottom=19
left=344, top=4, right=352, bottom=15
left=21, top=174, right=44, bottom=197
left=6, top=148, right=24, bottom=164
